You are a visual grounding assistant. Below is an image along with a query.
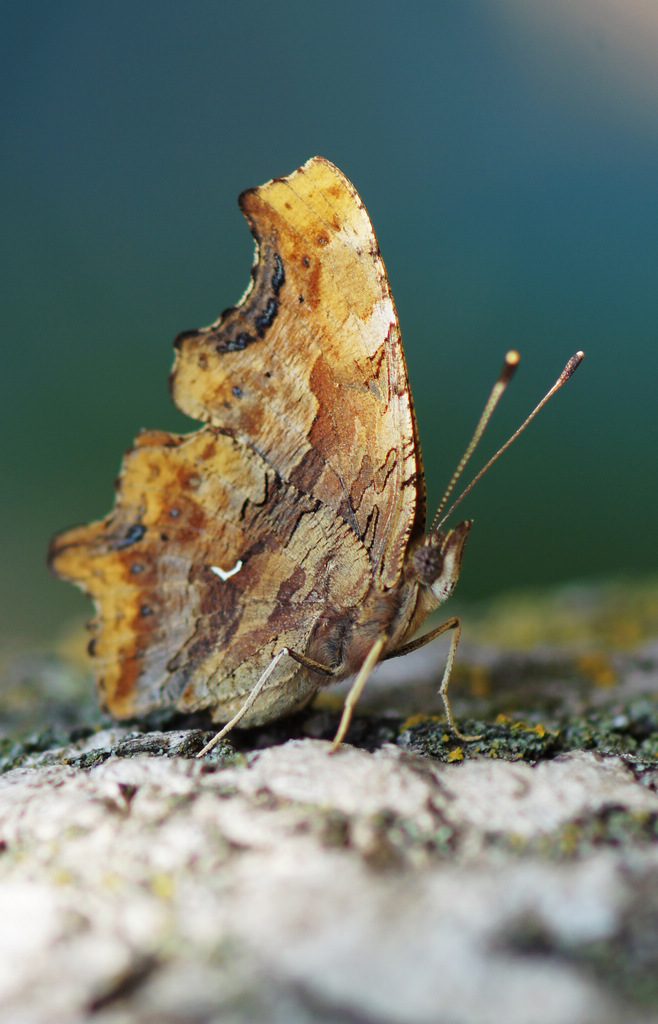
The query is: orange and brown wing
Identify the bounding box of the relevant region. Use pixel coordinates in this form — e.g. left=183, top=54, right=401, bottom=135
left=49, top=427, right=372, bottom=723
left=171, top=156, right=425, bottom=587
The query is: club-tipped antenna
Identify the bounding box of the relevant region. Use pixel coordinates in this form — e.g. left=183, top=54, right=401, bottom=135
left=432, top=350, right=584, bottom=533
left=429, top=350, right=521, bottom=533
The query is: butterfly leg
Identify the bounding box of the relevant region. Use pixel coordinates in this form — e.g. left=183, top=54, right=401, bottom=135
left=284, top=650, right=337, bottom=676
left=195, top=647, right=292, bottom=758
left=196, top=646, right=339, bottom=757
left=329, top=634, right=388, bottom=753
left=387, top=618, right=482, bottom=743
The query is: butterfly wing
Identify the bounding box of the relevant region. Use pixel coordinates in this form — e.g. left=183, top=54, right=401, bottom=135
left=50, top=427, right=372, bottom=722
left=172, top=156, right=426, bottom=587
left=50, top=157, right=425, bottom=723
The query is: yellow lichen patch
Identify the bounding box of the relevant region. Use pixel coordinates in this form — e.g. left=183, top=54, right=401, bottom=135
left=557, top=823, right=581, bottom=857
left=150, top=873, right=175, bottom=900
left=508, top=721, right=547, bottom=739
left=576, top=652, right=617, bottom=688
left=102, top=873, right=123, bottom=890
left=446, top=747, right=464, bottom=762
left=505, top=833, right=528, bottom=853
left=400, top=713, right=441, bottom=731
left=52, top=869, right=74, bottom=886
left=494, top=715, right=548, bottom=740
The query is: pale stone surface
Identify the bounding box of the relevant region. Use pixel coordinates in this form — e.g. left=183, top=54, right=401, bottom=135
left=432, top=749, right=658, bottom=837
left=0, top=739, right=657, bottom=1023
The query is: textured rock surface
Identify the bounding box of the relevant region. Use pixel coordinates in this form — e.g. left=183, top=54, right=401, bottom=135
left=1, top=737, right=658, bottom=1024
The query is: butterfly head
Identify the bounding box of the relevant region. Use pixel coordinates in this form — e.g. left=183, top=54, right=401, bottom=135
left=409, top=521, right=472, bottom=606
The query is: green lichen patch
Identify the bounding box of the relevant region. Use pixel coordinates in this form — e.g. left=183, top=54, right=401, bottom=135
left=317, top=806, right=459, bottom=868
left=396, top=714, right=560, bottom=762
left=554, top=698, right=658, bottom=761
left=393, top=695, right=658, bottom=766
left=0, top=723, right=100, bottom=774
left=0, top=726, right=245, bottom=775
left=496, top=806, right=658, bottom=861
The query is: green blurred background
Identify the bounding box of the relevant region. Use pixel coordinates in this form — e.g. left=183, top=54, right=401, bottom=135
left=2, top=0, right=657, bottom=650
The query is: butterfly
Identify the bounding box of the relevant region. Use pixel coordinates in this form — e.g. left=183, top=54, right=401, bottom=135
left=49, top=157, right=582, bottom=752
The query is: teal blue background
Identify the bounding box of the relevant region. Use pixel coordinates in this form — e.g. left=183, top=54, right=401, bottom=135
left=2, top=1, right=657, bottom=647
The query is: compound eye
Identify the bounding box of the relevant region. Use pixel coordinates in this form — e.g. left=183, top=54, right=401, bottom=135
left=411, top=542, right=443, bottom=586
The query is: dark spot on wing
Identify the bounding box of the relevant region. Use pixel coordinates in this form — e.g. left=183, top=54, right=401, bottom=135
left=255, top=297, right=279, bottom=337
left=174, top=243, right=285, bottom=356
left=113, top=523, right=146, bottom=549
left=271, top=253, right=285, bottom=295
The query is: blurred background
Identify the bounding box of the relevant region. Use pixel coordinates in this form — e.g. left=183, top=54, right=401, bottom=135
left=2, top=0, right=657, bottom=651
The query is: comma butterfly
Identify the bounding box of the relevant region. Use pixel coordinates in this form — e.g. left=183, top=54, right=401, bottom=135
left=49, top=157, right=583, bottom=751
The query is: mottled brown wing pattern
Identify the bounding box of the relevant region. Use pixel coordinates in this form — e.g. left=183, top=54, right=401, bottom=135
left=49, top=156, right=426, bottom=725
left=50, top=426, right=372, bottom=723
left=172, top=156, right=425, bottom=587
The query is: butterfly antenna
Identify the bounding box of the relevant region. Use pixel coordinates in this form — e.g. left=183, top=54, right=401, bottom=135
left=429, top=350, right=521, bottom=533
left=432, top=350, right=585, bottom=532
